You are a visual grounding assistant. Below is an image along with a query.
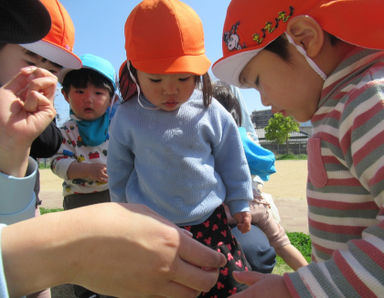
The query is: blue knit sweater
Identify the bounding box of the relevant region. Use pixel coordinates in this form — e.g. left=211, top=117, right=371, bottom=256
left=108, top=89, right=252, bottom=225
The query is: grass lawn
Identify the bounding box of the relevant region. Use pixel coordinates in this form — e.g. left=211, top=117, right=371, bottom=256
left=272, top=232, right=311, bottom=275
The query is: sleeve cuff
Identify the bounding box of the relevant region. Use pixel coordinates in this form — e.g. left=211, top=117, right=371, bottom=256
left=52, top=157, right=74, bottom=180
left=226, top=199, right=250, bottom=215
left=0, top=158, right=37, bottom=224
left=0, top=224, right=9, bottom=298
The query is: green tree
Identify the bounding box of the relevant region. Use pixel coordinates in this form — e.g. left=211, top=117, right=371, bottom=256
left=265, top=113, right=300, bottom=154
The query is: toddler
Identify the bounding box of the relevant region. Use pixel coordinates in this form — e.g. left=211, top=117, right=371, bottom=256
left=108, top=0, right=253, bottom=296
left=51, top=53, right=115, bottom=209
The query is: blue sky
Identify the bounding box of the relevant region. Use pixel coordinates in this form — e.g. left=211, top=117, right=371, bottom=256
left=57, top=0, right=266, bottom=125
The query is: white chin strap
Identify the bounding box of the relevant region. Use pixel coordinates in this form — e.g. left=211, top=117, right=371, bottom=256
left=285, top=32, right=327, bottom=81
left=126, top=61, right=159, bottom=111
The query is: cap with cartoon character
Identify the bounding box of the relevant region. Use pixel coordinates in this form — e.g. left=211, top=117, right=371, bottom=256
left=123, top=0, right=211, bottom=75
left=20, top=0, right=81, bottom=69
left=212, top=0, right=384, bottom=87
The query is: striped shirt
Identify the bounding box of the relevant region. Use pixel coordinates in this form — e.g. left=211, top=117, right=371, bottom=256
left=285, top=49, right=384, bottom=297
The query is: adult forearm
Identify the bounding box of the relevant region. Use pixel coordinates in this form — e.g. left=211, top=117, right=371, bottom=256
left=1, top=203, right=226, bottom=297
left=2, top=212, right=77, bottom=297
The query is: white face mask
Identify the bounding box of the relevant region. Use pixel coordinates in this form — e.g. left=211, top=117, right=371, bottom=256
left=285, top=32, right=327, bottom=81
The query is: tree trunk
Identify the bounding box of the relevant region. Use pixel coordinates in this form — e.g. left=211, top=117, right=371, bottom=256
left=286, top=139, right=289, bottom=154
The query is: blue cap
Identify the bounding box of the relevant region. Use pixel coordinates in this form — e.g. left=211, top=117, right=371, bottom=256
left=59, top=53, right=116, bottom=90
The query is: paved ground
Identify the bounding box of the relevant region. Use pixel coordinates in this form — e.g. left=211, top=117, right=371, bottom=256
left=39, top=160, right=309, bottom=297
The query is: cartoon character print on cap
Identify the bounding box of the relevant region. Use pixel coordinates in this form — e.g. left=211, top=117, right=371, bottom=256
left=223, top=21, right=245, bottom=51
left=223, top=5, right=294, bottom=54
left=252, top=6, right=294, bottom=45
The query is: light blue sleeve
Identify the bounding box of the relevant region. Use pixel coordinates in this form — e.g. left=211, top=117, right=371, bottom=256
left=0, top=224, right=9, bottom=298
left=212, top=110, right=253, bottom=215
left=107, top=113, right=134, bottom=203
left=0, top=158, right=37, bottom=225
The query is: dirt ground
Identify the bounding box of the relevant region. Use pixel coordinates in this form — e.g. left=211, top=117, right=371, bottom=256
left=39, top=160, right=309, bottom=298
left=40, top=159, right=309, bottom=233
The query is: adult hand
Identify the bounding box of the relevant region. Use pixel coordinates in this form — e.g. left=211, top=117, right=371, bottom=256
left=229, top=271, right=292, bottom=298
left=2, top=203, right=227, bottom=297
left=0, top=66, right=57, bottom=176
left=233, top=211, right=251, bottom=233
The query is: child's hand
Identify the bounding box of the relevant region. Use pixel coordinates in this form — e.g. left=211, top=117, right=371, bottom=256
left=233, top=211, right=251, bottom=234
left=87, top=163, right=108, bottom=183
left=67, top=162, right=109, bottom=182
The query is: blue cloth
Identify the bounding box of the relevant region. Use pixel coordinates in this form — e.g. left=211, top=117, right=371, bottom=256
left=108, top=89, right=253, bottom=226
left=72, top=109, right=110, bottom=146
left=0, top=158, right=37, bottom=224
left=0, top=224, right=9, bottom=298
left=238, top=127, right=276, bottom=181
left=232, top=225, right=276, bottom=273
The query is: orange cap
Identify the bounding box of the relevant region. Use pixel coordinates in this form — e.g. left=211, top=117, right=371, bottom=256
left=212, top=0, right=384, bottom=87
left=21, top=0, right=81, bottom=69
left=123, top=0, right=210, bottom=75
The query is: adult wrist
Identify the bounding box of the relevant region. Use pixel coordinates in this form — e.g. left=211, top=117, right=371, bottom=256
left=0, top=146, right=30, bottom=177
left=1, top=212, right=79, bottom=296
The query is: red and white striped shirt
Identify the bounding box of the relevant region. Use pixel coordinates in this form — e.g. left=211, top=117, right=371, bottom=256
left=285, top=49, right=384, bottom=297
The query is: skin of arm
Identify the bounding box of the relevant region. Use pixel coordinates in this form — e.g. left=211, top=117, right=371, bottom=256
left=2, top=202, right=227, bottom=297
left=0, top=66, right=57, bottom=177
left=274, top=244, right=308, bottom=271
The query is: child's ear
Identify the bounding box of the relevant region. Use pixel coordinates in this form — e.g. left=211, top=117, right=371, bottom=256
left=286, top=15, right=324, bottom=58
left=61, top=88, right=70, bottom=103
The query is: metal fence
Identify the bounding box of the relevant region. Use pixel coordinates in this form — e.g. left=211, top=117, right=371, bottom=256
left=259, top=138, right=308, bottom=155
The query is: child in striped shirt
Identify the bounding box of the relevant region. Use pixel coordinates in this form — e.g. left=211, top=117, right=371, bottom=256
left=212, top=0, right=384, bottom=297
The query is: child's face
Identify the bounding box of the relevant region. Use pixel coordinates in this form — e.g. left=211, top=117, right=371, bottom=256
left=0, top=44, right=62, bottom=85
left=239, top=47, right=324, bottom=122
left=136, top=71, right=196, bottom=111
left=63, top=83, right=111, bottom=121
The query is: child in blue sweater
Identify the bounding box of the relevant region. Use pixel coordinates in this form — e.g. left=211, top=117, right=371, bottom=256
left=107, top=0, right=253, bottom=296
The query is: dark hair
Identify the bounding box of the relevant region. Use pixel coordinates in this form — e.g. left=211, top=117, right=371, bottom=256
left=119, top=61, right=212, bottom=107
left=212, top=80, right=242, bottom=126
left=264, top=34, right=290, bottom=60
left=264, top=32, right=339, bottom=60
left=61, top=68, right=115, bottom=98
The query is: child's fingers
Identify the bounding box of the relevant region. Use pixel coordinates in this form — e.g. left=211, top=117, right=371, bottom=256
left=237, top=222, right=251, bottom=234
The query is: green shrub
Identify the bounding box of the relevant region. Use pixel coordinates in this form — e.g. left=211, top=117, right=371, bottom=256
left=287, top=232, right=312, bottom=262
left=39, top=207, right=63, bottom=215
left=273, top=232, right=312, bottom=275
